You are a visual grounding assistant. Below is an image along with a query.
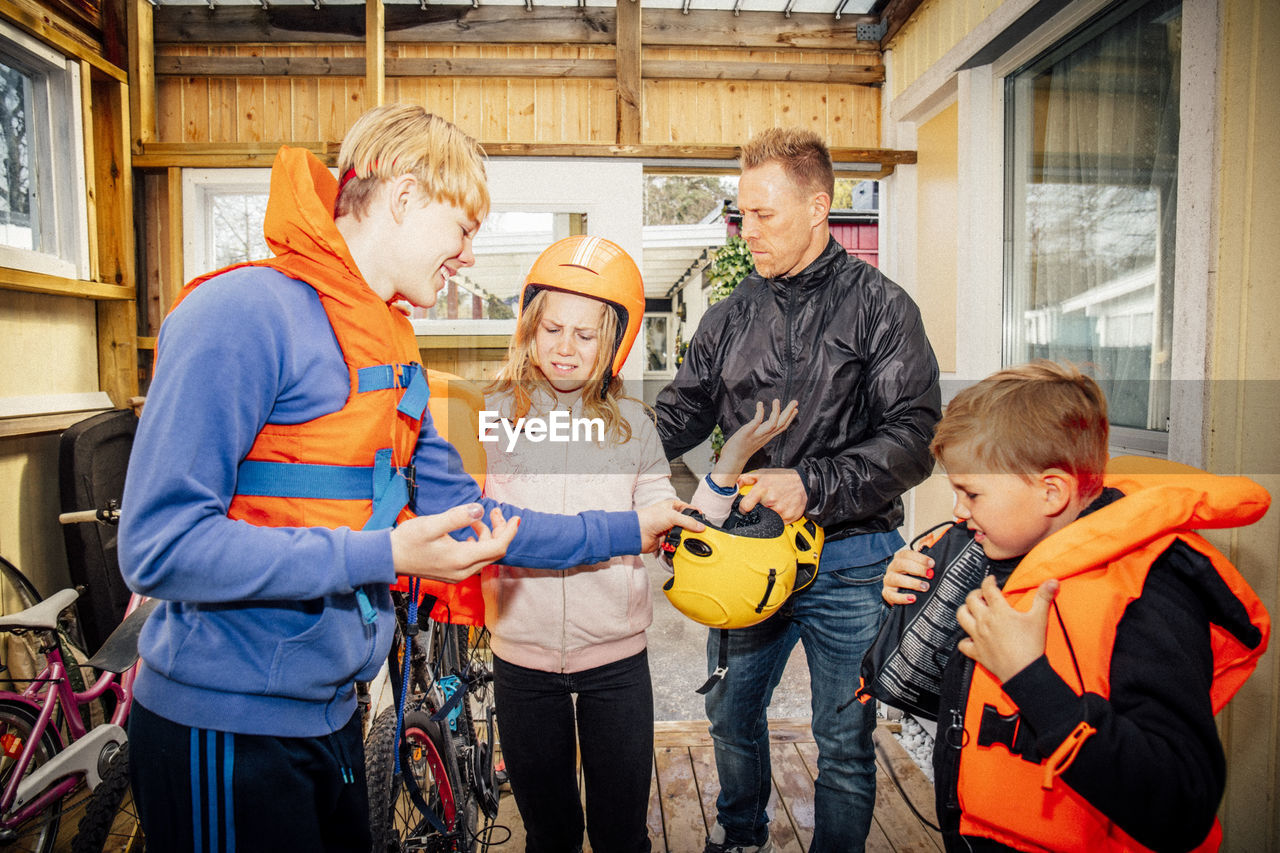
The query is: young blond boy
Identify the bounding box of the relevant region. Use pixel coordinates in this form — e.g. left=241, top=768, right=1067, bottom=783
left=884, top=360, right=1270, bottom=852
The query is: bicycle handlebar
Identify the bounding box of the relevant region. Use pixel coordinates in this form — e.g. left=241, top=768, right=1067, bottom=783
left=58, top=502, right=121, bottom=526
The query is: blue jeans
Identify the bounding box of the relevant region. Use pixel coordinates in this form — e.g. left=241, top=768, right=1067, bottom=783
left=705, top=558, right=888, bottom=852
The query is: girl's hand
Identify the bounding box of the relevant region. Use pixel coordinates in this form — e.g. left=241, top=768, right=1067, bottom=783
left=712, top=399, right=798, bottom=486
left=882, top=547, right=934, bottom=606
left=637, top=500, right=705, bottom=554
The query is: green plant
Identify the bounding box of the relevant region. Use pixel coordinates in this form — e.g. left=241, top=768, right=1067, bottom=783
left=706, top=236, right=753, bottom=305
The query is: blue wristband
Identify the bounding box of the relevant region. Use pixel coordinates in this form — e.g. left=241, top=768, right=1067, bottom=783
left=704, top=473, right=738, bottom=496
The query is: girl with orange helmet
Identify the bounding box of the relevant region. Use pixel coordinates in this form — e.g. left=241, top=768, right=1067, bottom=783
left=482, top=235, right=796, bottom=853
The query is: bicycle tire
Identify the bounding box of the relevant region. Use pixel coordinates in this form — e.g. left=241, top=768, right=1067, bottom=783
left=366, top=705, right=474, bottom=852
left=0, top=557, right=42, bottom=610
left=0, top=698, right=66, bottom=853
left=70, top=740, right=144, bottom=853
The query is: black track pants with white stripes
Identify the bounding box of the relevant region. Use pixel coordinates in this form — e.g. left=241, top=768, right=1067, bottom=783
left=128, top=701, right=372, bottom=852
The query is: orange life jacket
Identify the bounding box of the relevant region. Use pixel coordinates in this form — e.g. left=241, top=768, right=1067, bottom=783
left=956, top=456, right=1271, bottom=852
left=173, top=146, right=488, bottom=625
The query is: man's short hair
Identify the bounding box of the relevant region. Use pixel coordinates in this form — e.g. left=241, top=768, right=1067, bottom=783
left=740, top=127, right=835, bottom=202
left=335, top=103, right=489, bottom=223
left=931, top=360, right=1109, bottom=498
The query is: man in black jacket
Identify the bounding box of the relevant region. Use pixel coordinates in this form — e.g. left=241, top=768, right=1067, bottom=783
left=655, top=128, right=941, bottom=853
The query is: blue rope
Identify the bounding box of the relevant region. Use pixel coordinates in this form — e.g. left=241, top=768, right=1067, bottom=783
left=394, top=576, right=421, bottom=775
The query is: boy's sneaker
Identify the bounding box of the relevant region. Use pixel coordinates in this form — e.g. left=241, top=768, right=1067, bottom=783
left=703, top=822, right=776, bottom=853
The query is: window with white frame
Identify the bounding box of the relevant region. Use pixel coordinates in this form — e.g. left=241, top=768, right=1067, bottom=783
left=643, top=314, right=673, bottom=374
left=1004, top=0, right=1181, bottom=435
left=182, top=170, right=587, bottom=326
left=0, top=19, right=87, bottom=280
left=183, top=160, right=644, bottom=342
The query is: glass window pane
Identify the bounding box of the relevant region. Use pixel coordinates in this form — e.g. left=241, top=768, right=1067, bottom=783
left=645, top=316, right=669, bottom=372
left=1005, top=0, right=1181, bottom=431
left=0, top=59, right=36, bottom=252
left=412, top=210, right=569, bottom=322
left=209, top=192, right=269, bottom=268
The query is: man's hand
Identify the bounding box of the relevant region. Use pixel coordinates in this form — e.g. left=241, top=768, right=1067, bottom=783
left=390, top=504, right=519, bottom=582
left=637, top=500, right=705, bottom=554
left=882, top=547, right=933, bottom=606
left=955, top=575, right=1059, bottom=683
left=736, top=468, right=809, bottom=523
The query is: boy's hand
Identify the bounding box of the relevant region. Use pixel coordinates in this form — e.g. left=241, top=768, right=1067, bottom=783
left=712, top=399, right=798, bottom=486
left=391, top=504, right=519, bottom=581
left=638, top=500, right=706, bottom=554
left=882, top=547, right=934, bottom=606
left=956, top=575, right=1059, bottom=683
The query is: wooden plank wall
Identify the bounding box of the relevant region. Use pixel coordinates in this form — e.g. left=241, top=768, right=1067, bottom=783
left=152, top=43, right=883, bottom=149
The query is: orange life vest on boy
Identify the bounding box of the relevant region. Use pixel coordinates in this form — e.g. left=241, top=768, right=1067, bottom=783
left=173, top=146, right=487, bottom=625
left=956, top=457, right=1270, bottom=853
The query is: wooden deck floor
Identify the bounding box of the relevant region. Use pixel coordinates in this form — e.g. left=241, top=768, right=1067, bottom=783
left=493, top=718, right=942, bottom=853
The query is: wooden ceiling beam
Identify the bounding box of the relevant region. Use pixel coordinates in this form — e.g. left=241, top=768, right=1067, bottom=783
left=153, top=54, right=884, bottom=86
left=877, top=0, right=928, bottom=47
left=153, top=5, right=879, bottom=51
left=133, top=140, right=915, bottom=169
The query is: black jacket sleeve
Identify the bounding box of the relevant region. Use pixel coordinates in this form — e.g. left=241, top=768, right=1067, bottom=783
left=1000, top=541, right=1226, bottom=852
left=797, top=286, right=941, bottom=526
left=653, top=302, right=727, bottom=461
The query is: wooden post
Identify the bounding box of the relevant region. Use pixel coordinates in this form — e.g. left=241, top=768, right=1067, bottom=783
left=166, top=167, right=184, bottom=304
left=615, top=0, right=641, bottom=145
left=80, top=60, right=101, bottom=285
left=366, top=0, right=385, bottom=108
left=92, top=74, right=140, bottom=405
left=127, top=0, right=155, bottom=149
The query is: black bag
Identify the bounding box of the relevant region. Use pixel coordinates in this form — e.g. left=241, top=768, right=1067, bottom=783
left=59, top=409, right=138, bottom=655
left=856, top=521, right=989, bottom=721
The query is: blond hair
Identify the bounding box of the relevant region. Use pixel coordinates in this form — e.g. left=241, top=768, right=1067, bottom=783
left=740, top=127, right=835, bottom=202
left=487, top=289, right=636, bottom=444
left=335, top=104, right=489, bottom=222
left=931, top=360, right=1109, bottom=499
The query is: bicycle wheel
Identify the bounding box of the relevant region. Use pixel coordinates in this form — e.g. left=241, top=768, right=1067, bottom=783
left=0, top=699, right=65, bottom=853
left=70, top=740, right=143, bottom=853
left=366, top=705, right=473, bottom=852
left=0, top=557, right=42, bottom=611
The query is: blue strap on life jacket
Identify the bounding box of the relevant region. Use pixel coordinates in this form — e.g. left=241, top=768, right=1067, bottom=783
left=234, top=361, right=429, bottom=627
left=234, top=459, right=412, bottom=502
left=356, top=362, right=430, bottom=421
left=395, top=576, right=420, bottom=776
left=396, top=365, right=430, bottom=420
left=391, top=580, right=449, bottom=836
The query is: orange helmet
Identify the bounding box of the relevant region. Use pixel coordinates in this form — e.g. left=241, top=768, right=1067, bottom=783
left=521, top=236, right=645, bottom=384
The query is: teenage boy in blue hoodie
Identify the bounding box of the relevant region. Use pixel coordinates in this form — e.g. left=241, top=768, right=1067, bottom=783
left=119, top=104, right=697, bottom=852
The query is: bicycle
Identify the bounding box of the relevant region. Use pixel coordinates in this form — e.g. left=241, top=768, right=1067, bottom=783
left=0, top=503, right=151, bottom=853
left=363, top=583, right=505, bottom=852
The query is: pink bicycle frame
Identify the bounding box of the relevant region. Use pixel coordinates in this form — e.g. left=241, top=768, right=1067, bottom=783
left=0, top=593, right=144, bottom=828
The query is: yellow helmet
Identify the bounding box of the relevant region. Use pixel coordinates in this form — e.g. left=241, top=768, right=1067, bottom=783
left=662, top=492, right=824, bottom=629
